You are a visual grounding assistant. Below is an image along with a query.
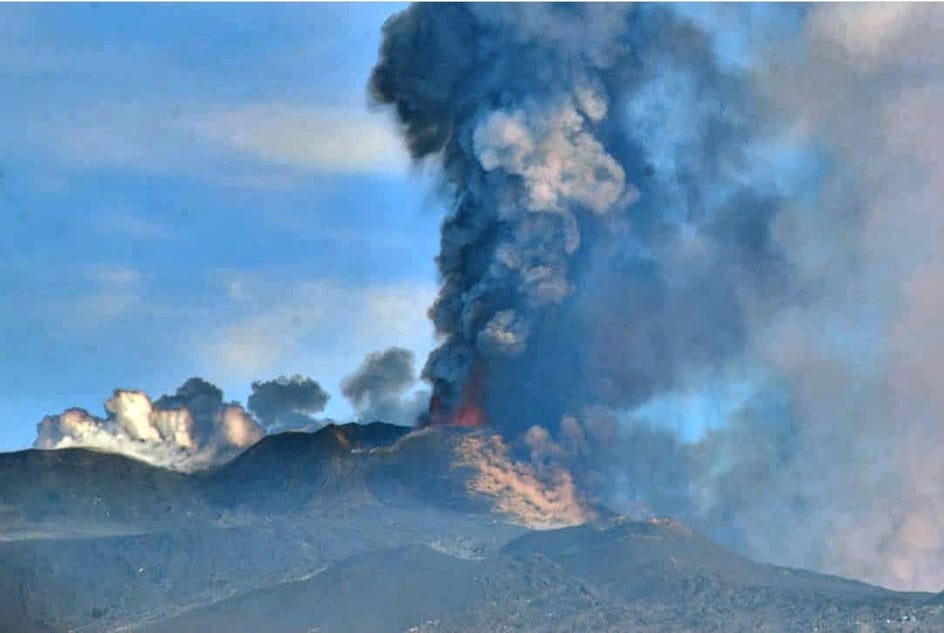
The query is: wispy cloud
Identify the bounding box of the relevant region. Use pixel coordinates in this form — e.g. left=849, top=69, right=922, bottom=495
left=197, top=274, right=437, bottom=385
left=182, top=104, right=408, bottom=175
left=73, top=263, right=146, bottom=328
left=83, top=263, right=142, bottom=288
left=1, top=4, right=409, bottom=189
left=32, top=100, right=408, bottom=182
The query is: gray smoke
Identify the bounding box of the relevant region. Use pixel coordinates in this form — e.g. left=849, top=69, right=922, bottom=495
left=342, top=347, right=427, bottom=425
left=726, top=3, right=944, bottom=591
left=370, top=3, right=944, bottom=592
left=247, top=375, right=330, bottom=432
left=371, top=3, right=785, bottom=431
left=369, top=0, right=792, bottom=554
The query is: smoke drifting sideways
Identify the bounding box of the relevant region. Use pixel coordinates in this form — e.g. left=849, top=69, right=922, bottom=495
left=728, top=3, right=944, bottom=592
left=372, top=3, right=944, bottom=591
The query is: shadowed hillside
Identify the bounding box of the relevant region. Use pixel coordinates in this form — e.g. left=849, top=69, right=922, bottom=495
left=1, top=424, right=941, bottom=633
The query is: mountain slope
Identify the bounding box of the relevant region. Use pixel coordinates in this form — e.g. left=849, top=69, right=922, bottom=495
left=0, top=446, right=204, bottom=535
left=134, top=520, right=933, bottom=633
left=0, top=423, right=937, bottom=633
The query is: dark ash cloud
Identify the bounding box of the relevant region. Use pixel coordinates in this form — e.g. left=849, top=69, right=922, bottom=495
left=342, top=347, right=427, bottom=426
left=248, top=375, right=329, bottom=432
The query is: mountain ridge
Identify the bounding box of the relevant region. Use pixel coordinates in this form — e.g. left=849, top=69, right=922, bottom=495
left=2, top=422, right=943, bottom=633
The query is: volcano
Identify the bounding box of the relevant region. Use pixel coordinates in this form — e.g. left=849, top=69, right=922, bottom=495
left=0, top=422, right=940, bottom=633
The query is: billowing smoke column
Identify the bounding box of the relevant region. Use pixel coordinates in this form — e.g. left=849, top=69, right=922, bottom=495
left=36, top=378, right=264, bottom=472
left=371, top=3, right=626, bottom=428
left=370, top=3, right=783, bottom=434
left=371, top=3, right=944, bottom=592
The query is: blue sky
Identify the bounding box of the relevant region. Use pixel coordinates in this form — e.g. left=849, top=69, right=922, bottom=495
left=0, top=3, right=444, bottom=451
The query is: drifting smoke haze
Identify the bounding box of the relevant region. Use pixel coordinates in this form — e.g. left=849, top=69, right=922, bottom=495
left=738, top=3, right=944, bottom=591
left=371, top=2, right=944, bottom=591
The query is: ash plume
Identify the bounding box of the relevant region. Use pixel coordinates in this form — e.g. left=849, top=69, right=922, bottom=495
left=248, top=375, right=329, bottom=432
left=371, top=2, right=944, bottom=592
left=36, top=378, right=264, bottom=471
left=341, top=347, right=428, bottom=426
left=370, top=3, right=785, bottom=432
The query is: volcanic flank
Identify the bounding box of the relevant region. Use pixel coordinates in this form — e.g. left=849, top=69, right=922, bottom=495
left=1, top=426, right=939, bottom=633
left=16, top=2, right=944, bottom=621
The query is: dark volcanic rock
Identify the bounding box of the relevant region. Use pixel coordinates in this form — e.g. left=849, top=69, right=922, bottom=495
left=0, top=424, right=937, bottom=633
left=0, top=447, right=204, bottom=531
left=138, top=544, right=626, bottom=633
left=501, top=518, right=928, bottom=632
left=140, top=545, right=486, bottom=633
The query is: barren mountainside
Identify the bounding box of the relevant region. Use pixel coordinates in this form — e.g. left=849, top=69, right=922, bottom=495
left=2, top=423, right=944, bottom=633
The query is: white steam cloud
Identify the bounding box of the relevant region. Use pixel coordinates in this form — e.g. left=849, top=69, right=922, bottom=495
left=35, top=378, right=263, bottom=472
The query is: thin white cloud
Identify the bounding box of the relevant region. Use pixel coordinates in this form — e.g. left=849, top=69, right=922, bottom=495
left=72, top=264, right=146, bottom=328
left=38, top=101, right=191, bottom=172
left=35, top=100, right=409, bottom=180
left=83, top=263, right=142, bottom=288
left=181, top=104, right=409, bottom=175
left=1, top=4, right=409, bottom=185
left=198, top=276, right=437, bottom=382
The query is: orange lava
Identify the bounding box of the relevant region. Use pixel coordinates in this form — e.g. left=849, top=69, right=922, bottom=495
left=427, top=364, right=486, bottom=428
left=449, top=402, right=485, bottom=428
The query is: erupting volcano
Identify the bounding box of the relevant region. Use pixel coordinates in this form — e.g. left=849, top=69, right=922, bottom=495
left=371, top=4, right=634, bottom=438
left=13, top=0, right=944, bottom=613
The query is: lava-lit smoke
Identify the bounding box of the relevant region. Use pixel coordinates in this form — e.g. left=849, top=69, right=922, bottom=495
left=36, top=378, right=264, bottom=471
left=428, top=363, right=485, bottom=428
left=455, top=432, right=591, bottom=530
left=372, top=2, right=944, bottom=591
